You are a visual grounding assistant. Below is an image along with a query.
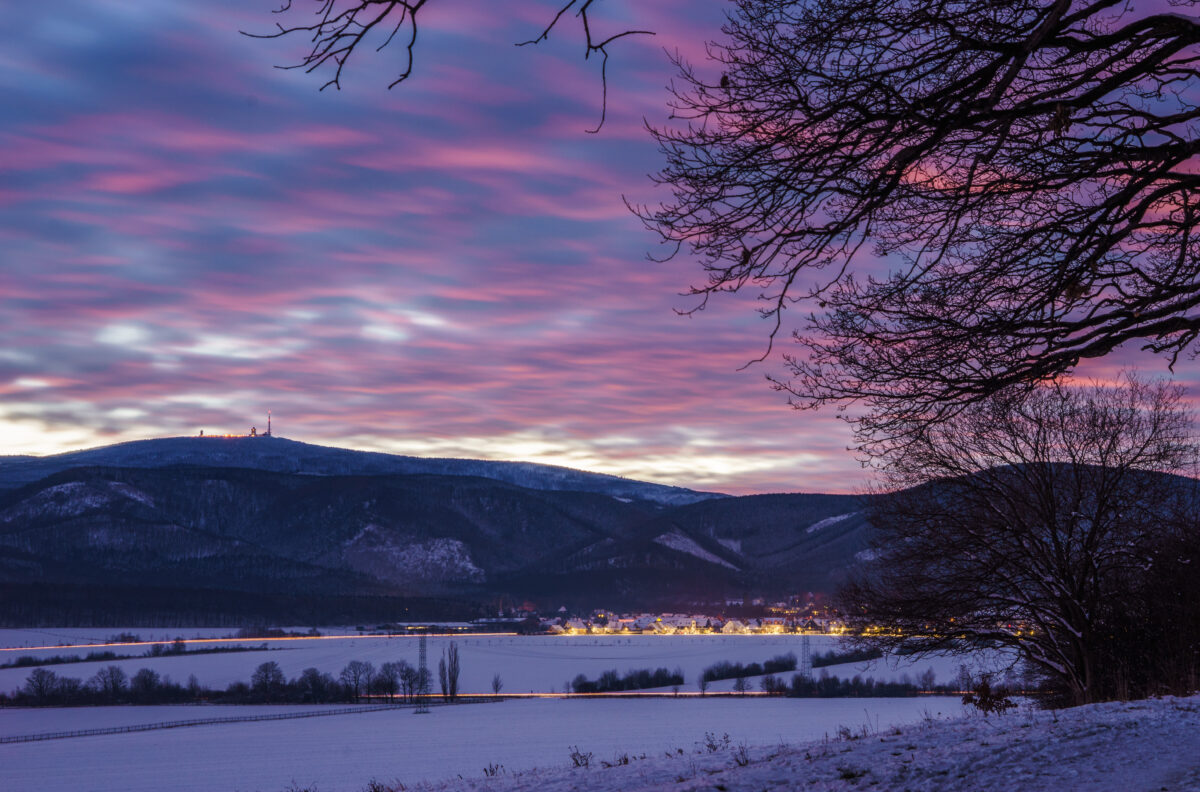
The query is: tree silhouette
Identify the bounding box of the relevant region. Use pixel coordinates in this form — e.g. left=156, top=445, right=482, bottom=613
left=637, top=0, right=1200, bottom=449
left=246, top=1, right=652, bottom=131
left=89, top=665, right=128, bottom=702
left=838, top=376, right=1199, bottom=705
left=251, top=661, right=287, bottom=702
left=251, top=1, right=1200, bottom=442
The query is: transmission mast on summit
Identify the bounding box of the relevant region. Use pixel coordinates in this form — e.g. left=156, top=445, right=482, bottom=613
left=266, top=409, right=272, bottom=437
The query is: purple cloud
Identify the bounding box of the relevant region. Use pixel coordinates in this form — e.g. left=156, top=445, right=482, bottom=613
left=1, top=0, right=1192, bottom=495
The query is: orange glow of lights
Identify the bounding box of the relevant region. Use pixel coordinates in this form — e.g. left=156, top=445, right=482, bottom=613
left=362, top=691, right=774, bottom=700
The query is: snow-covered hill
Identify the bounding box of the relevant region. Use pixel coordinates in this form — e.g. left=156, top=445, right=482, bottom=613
left=0, top=436, right=722, bottom=506
left=416, top=694, right=1200, bottom=792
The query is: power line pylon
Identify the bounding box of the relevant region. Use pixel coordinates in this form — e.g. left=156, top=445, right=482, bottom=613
left=415, top=633, right=430, bottom=714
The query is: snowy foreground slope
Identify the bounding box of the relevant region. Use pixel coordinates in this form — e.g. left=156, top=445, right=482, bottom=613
left=420, top=696, right=1200, bottom=792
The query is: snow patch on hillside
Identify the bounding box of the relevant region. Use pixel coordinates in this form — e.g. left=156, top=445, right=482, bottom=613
left=341, top=526, right=484, bottom=584
left=717, top=537, right=742, bottom=554
left=806, top=511, right=858, bottom=533
left=3, top=482, right=110, bottom=521
left=107, top=482, right=154, bottom=507
left=654, top=531, right=738, bottom=570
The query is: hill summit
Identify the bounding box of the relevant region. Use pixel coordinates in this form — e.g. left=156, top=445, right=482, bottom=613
left=0, top=435, right=721, bottom=506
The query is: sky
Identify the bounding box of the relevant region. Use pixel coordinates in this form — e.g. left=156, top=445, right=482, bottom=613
left=0, top=0, right=1194, bottom=495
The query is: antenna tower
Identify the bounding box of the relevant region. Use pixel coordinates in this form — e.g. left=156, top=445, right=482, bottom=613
left=799, top=634, right=813, bottom=680
left=267, top=409, right=271, bottom=436
left=415, top=634, right=430, bottom=714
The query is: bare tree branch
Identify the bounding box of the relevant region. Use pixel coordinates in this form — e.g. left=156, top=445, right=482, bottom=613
left=246, top=0, right=653, bottom=129
left=243, top=1, right=427, bottom=91
left=636, top=0, right=1200, bottom=452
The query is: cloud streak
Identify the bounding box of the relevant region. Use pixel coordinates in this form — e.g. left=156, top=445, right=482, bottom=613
left=2, top=0, right=1191, bottom=495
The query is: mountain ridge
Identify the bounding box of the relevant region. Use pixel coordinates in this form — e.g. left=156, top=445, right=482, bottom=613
left=0, top=435, right=726, bottom=507
left=0, top=456, right=871, bottom=624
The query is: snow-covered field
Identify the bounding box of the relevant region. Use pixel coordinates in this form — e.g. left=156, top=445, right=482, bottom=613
left=1, top=697, right=968, bottom=792
left=416, top=696, right=1200, bottom=792
left=0, top=631, right=1008, bottom=695
left=0, top=631, right=1023, bottom=792
left=5, top=629, right=1178, bottom=792
left=0, top=703, right=353, bottom=734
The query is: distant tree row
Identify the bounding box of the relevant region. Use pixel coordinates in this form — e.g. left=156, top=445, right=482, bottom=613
left=6, top=665, right=201, bottom=707
left=3, top=657, right=446, bottom=707
left=701, top=653, right=798, bottom=683
left=2, top=651, right=124, bottom=670
left=810, top=647, right=883, bottom=669
left=1, top=641, right=267, bottom=671
left=781, top=672, right=954, bottom=699
left=570, top=667, right=684, bottom=694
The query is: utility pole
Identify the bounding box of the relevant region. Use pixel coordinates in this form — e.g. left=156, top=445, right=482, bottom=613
left=415, top=634, right=430, bottom=714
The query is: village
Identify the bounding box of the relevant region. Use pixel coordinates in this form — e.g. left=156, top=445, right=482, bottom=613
left=466, top=596, right=844, bottom=636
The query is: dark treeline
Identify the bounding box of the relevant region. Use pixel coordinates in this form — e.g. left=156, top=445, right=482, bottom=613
left=811, top=646, right=883, bottom=668
left=2, top=657, right=437, bottom=708
left=701, top=652, right=798, bottom=683
left=1, top=641, right=270, bottom=670
left=782, top=672, right=955, bottom=698
left=3, top=651, right=121, bottom=670
left=233, top=627, right=322, bottom=639
left=570, top=667, right=684, bottom=694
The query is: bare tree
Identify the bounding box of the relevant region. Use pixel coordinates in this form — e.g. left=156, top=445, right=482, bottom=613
left=251, top=661, right=286, bottom=702
left=437, top=642, right=461, bottom=702
left=491, top=673, right=503, bottom=696
left=447, top=642, right=460, bottom=701
left=22, top=668, right=58, bottom=704
left=838, top=376, right=1198, bottom=705
left=377, top=661, right=403, bottom=700
left=397, top=660, right=418, bottom=702
left=340, top=659, right=375, bottom=702
left=57, top=676, right=84, bottom=705
left=639, top=0, right=1200, bottom=450
left=298, top=667, right=337, bottom=703
left=129, top=668, right=161, bottom=703
left=247, top=1, right=651, bottom=131
left=89, top=665, right=128, bottom=702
